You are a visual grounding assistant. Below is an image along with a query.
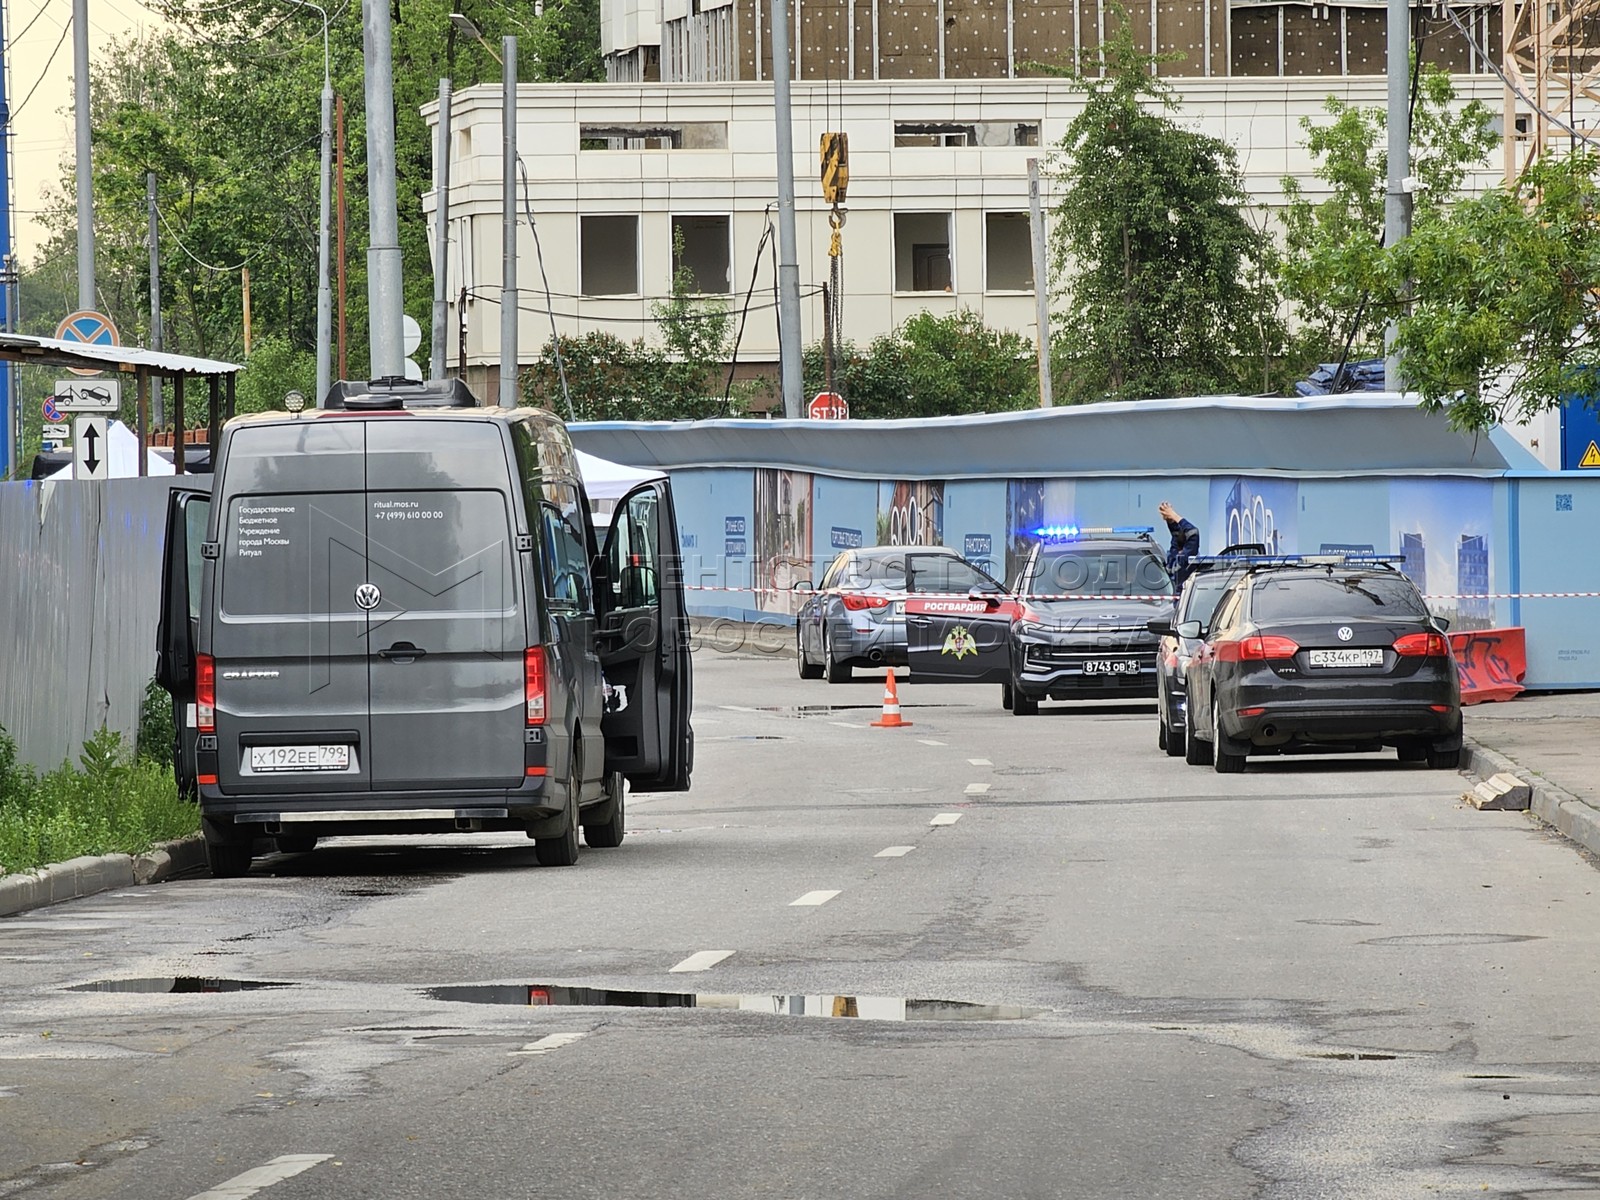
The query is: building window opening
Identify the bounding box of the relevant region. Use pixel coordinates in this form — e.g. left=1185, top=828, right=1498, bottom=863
left=581, top=216, right=640, bottom=296
left=985, top=212, right=1033, bottom=291
left=670, top=215, right=731, bottom=294
left=893, top=121, right=1040, bottom=148
left=895, top=213, right=953, bottom=292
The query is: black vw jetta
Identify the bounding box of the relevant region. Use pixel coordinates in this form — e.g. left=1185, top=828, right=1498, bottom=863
left=1180, top=557, right=1461, bottom=773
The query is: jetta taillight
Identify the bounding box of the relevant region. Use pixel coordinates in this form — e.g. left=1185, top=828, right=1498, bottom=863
left=196, top=654, right=215, bottom=733
left=1393, top=631, right=1449, bottom=657
left=1216, top=634, right=1300, bottom=662
left=841, top=593, right=891, bottom=611
left=525, top=647, right=547, bottom=724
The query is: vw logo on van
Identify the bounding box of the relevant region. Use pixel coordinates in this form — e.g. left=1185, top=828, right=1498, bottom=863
left=1337, top=626, right=1353, bottom=642
left=355, top=583, right=382, bottom=611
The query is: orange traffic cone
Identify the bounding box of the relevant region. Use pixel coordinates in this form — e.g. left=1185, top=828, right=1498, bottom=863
left=870, top=667, right=913, bottom=728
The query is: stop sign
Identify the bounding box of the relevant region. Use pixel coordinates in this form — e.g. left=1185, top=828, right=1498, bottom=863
left=808, top=391, right=849, bottom=420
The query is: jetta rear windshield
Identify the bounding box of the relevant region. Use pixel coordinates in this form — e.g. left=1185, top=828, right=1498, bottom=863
left=1250, top=573, right=1429, bottom=621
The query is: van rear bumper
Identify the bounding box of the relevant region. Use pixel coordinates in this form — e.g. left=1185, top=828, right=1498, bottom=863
left=199, top=777, right=557, bottom=835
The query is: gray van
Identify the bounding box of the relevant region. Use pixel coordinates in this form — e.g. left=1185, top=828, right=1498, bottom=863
left=155, top=378, right=692, bottom=877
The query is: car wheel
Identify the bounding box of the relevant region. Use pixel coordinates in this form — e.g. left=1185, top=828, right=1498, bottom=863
left=797, top=626, right=823, bottom=680
left=1184, top=714, right=1213, bottom=766
left=584, top=771, right=626, bottom=848
left=275, top=834, right=318, bottom=855
left=1164, top=707, right=1187, bottom=759
left=1396, top=741, right=1427, bottom=763
left=1011, top=689, right=1039, bottom=716
left=536, top=756, right=582, bottom=867
left=1212, top=699, right=1247, bottom=774
left=1426, top=743, right=1461, bottom=770
left=1001, top=682, right=1013, bottom=711
left=203, top=818, right=253, bottom=878
left=824, top=630, right=852, bottom=684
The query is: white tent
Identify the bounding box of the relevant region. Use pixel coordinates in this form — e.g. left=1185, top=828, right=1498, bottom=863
left=46, top=420, right=173, bottom=480
left=576, top=449, right=664, bottom=501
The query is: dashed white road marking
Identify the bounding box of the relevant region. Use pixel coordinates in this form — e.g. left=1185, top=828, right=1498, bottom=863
left=918, top=739, right=947, bottom=747
left=828, top=721, right=863, bottom=729
left=790, top=890, right=841, bottom=906
left=968, top=757, right=992, bottom=766
left=930, top=813, right=964, bottom=827
left=875, top=845, right=916, bottom=858
left=964, top=782, right=991, bottom=795
left=186, top=1154, right=333, bottom=1199
left=720, top=705, right=759, bottom=712
left=669, top=949, right=734, bottom=973
left=511, top=1032, right=590, bottom=1057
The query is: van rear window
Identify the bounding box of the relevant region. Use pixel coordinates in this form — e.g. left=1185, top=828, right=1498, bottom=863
left=221, top=491, right=515, bottom=617
left=366, top=491, right=517, bottom=613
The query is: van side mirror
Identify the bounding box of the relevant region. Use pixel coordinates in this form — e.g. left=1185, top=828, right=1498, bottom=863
left=1176, top=620, right=1203, bottom=639
left=1145, top=618, right=1174, bottom=637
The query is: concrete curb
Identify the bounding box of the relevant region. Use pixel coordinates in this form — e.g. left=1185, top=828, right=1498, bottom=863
left=1462, top=738, right=1600, bottom=860
left=0, top=835, right=207, bottom=919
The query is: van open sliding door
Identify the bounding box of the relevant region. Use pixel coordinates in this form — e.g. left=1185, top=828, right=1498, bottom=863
left=599, top=481, right=694, bottom=791
left=156, top=486, right=212, bottom=798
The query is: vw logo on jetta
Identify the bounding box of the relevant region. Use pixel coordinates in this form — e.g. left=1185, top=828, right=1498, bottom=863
left=1336, top=626, right=1354, bottom=642
left=355, top=583, right=382, bottom=610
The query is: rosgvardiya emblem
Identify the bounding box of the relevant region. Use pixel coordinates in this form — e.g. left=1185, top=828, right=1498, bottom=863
left=942, top=625, right=977, bottom=660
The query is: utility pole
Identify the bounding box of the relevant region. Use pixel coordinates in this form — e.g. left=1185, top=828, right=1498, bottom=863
left=315, top=14, right=333, bottom=403
left=500, top=38, right=518, bottom=407
left=73, top=0, right=94, bottom=310
left=770, top=0, right=804, bottom=418
left=336, top=94, right=348, bottom=381
left=1383, top=0, right=1411, bottom=391
left=1027, top=159, right=1053, bottom=409
left=147, top=173, right=164, bottom=429
left=363, top=0, right=404, bottom=378
left=0, top=1, right=14, bottom=475
left=431, top=77, right=453, bottom=382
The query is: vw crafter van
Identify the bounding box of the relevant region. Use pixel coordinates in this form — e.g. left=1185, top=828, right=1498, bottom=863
left=154, top=378, right=693, bottom=877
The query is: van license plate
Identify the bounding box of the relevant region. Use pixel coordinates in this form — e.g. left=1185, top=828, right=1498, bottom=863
left=1084, top=659, right=1140, bottom=675
left=249, top=744, right=351, bottom=772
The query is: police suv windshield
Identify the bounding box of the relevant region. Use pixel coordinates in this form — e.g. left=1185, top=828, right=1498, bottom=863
left=1025, top=550, right=1171, bottom=598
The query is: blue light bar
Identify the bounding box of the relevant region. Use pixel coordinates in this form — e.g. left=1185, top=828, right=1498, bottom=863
left=1030, top=524, right=1156, bottom=543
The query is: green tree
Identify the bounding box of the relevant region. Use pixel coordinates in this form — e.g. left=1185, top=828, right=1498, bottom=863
left=1386, top=151, right=1600, bottom=432
left=803, top=309, right=1036, bottom=417
left=1041, top=18, right=1285, bottom=402
left=1279, top=66, right=1497, bottom=368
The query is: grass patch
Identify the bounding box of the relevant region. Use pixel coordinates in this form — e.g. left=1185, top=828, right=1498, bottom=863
left=0, top=725, right=199, bottom=875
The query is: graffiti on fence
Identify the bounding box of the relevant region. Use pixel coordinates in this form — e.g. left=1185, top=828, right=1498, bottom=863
left=1450, top=627, right=1526, bottom=704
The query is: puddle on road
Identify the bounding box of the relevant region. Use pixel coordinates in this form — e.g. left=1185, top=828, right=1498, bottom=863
left=69, top=978, right=294, bottom=994
left=425, top=983, right=1042, bottom=1022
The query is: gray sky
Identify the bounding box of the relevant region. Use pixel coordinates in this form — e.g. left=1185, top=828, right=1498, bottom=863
left=10, top=0, right=165, bottom=264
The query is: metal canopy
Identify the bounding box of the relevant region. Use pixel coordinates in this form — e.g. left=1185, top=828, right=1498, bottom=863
left=0, top=333, right=240, bottom=376
left=569, top=394, right=1542, bottom=479
left=0, top=334, right=241, bottom=479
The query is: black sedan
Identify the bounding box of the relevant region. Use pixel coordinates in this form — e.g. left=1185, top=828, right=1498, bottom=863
left=1180, top=558, right=1461, bottom=773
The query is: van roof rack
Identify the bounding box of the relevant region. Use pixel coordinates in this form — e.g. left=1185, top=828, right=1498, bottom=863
left=321, top=377, right=481, bottom=410
left=1236, top=552, right=1406, bottom=573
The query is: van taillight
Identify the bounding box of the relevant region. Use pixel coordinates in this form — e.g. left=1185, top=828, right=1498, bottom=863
left=525, top=647, right=547, bottom=725
left=196, top=654, right=215, bottom=733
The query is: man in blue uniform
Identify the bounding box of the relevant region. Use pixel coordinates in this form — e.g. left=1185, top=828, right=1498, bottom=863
left=1158, top=501, right=1199, bottom=589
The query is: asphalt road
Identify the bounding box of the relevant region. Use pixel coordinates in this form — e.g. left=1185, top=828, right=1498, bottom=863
left=5, top=651, right=1600, bottom=1199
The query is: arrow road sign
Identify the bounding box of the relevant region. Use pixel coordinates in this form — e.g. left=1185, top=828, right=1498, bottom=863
left=74, top=416, right=109, bottom=480
left=55, top=379, right=120, bottom=412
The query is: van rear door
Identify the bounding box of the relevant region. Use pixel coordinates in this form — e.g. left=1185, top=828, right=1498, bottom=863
left=362, top=421, right=524, bottom=790
left=598, top=480, right=693, bottom=791
left=156, top=485, right=212, bottom=796
left=209, top=421, right=371, bottom=794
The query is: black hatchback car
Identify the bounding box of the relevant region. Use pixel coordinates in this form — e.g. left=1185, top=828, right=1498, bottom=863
left=1179, top=557, right=1461, bottom=773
